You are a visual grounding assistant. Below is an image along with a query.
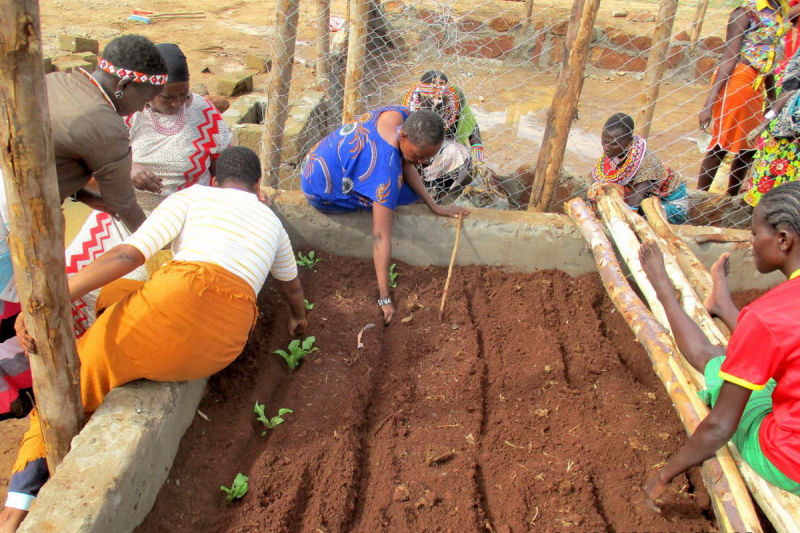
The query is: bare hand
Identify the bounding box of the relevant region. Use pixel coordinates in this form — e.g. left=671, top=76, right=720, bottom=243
left=745, top=124, right=767, bottom=146
left=131, top=164, right=162, bottom=193
left=699, top=107, right=712, bottom=131
left=642, top=472, right=669, bottom=513
left=380, top=302, right=395, bottom=326
left=433, top=205, right=470, bottom=218
left=287, top=316, right=307, bottom=337
left=14, top=314, right=35, bottom=353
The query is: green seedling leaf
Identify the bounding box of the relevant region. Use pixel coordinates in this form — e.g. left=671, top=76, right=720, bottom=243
left=304, top=299, right=315, bottom=310
left=254, top=403, right=294, bottom=435
left=274, top=336, right=319, bottom=370
left=389, top=263, right=399, bottom=288
left=296, top=250, right=324, bottom=270
left=220, top=472, right=249, bottom=501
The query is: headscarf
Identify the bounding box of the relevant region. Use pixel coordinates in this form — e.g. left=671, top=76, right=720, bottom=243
left=155, top=43, right=189, bottom=84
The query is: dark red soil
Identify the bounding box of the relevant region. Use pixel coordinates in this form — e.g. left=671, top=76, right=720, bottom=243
left=138, top=254, right=721, bottom=533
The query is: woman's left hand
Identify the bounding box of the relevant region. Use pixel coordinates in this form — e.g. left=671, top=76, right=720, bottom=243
left=642, top=470, right=669, bottom=513
left=14, top=314, right=36, bottom=354
left=432, top=205, right=470, bottom=218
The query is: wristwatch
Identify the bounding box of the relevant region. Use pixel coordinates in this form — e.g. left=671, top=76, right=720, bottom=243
left=377, top=297, right=392, bottom=307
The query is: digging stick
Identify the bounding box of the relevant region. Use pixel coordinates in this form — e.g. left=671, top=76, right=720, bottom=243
left=439, top=216, right=463, bottom=319
left=565, top=198, right=762, bottom=533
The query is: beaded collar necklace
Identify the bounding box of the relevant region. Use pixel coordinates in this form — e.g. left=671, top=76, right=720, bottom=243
left=77, top=68, right=116, bottom=111
left=144, top=104, right=187, bottom=136
left=591, top=135, right=647, bottom=186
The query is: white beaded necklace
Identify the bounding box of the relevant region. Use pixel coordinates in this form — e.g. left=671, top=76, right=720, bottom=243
left=145, top=104, right=187, bottom=136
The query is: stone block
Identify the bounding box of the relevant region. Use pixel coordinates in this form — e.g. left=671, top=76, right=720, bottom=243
left=445, top=35, right=516, bottom=59
left=674, top=30, right=690, bottom=41
left=529, top=33, right=546, bottom=66
left=57, top=35, right=99, bottom=54
left=233, top=93, right=268, bottom=123
left=383, top=0, right=404, bottom=12
left=703, top=35, right=725, bottom=54
left=627, top=12, right=655, bottom=23
left=244, top=53, right=271, bottom=72
left=608, top=31, right=652, bottom=52
left=282, top=91, right=326, bottom=165
left=43, top=57, right=54, bottom=74
left=459, top=18, right=484, bottom=32
left=52, top=55, right=94, bottom=73
left=216, top=72, right=254, bottom=97
left=489, top=16, right=520, bottom=32
left=416, top=8, right=450, bottom=25
left=552, top=20, right=570, bottom=36
left=666, top=45, right=685, bottom=69
left=232, top=123, right=262, bottom=153
left=590, top=48, right=647, bottom=72
left=76, top=52, right=98, bottom=69
left=549, top=36, right=565, bottom=64
left=695, top=56, right=718, bottom=79
left=192, top=82, right=209, bottom=96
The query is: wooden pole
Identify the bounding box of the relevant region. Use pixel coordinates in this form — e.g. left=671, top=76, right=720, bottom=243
left=565, top=198, right=762, bottom=533
left=635, top=0, right=678, bottom=139
left=316, top=0, right=331, bottom=91
left=528, top=0, right=600, bottom=212
left=523, top=0, right=534, bottom=32
left=342, top=0, right=369, bottom=124
left=689, top=0, right=709, bottom=54
left=0, top=0, right=83, bottom=468
left=439, top=216, right=463, bottom=319
left=262, top=0, right=300, bottom=187
left=600, top=193, right=800, bottom=532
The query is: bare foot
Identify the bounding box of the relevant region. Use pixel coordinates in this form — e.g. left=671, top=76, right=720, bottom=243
left=0, top=507, right=28, bottom=533
left=704, top=253, right=731, bottom=317
left=639, top=241, right=673, bottom=295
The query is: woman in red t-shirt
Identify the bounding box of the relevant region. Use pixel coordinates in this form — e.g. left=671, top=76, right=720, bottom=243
left=638, top=181, right=800, bottom=512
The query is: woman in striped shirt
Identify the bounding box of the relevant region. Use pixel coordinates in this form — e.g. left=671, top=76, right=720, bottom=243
left=3, top=147, right=306, bottom=528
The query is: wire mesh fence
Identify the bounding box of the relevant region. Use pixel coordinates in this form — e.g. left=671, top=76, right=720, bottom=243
left=249, top=0, right=790, bottom=228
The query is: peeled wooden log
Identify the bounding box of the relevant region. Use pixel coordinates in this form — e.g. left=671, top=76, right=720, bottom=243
left=565, top=197, right=762, bottom=533
left=606, top=190, right=728, bottom=349
left=641, top=197, right=713, bottom=300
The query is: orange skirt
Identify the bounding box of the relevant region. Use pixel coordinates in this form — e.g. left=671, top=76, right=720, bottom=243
left=13, top=261, right=257, bottom=474
left=708, top=63, right=764, bottom=154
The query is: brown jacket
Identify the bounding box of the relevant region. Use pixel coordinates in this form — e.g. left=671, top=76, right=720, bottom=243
left=46, top=71, right=144, bottom=231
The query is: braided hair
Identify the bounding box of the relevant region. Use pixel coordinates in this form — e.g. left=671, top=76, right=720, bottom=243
left=215, top=146, right=261, bottom=185
left=102, top=35, right=167, bottom=77
left=759, top=181, right=800, bottom=235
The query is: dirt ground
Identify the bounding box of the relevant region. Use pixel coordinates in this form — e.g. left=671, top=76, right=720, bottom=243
left=139, top=254, right=725, bottom=532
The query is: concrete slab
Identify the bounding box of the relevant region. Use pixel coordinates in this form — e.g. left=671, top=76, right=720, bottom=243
left=19, top=379, right=206, bottom=533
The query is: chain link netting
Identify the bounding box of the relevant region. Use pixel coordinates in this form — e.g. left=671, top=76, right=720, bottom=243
left=252, top=0, right=785, bottom=229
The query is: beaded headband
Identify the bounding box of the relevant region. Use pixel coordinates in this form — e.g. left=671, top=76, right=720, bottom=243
left=97, top=56, right=167, bottom=85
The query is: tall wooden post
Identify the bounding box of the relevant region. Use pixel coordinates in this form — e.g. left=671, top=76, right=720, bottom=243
left=523, top=0, right=534, bottom=32
left=528, top=0, right=600, bottom=212
left=689, top=0, right=709, bottom=54
left=262, top=0, right=300, bottom=187
left=316, top=0, right=331, bottom=91
left=0, top=0, right=83, bottom=468
left=342, top=0, right=369, bottom=124
left=635, top=0, right=678, bottom=139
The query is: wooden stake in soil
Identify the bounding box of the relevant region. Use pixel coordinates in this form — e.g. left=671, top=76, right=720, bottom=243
left=0, top=0, right=83, bottom=468
left=565, top=198, right=762, bottom=533
left=528, top=0, right=600, bottom=212
left=439, top=216, right=463, bottom=319
left=261, top=0, right=300, bottom=187
left=315, top=0, right=331, bottom=90
left=689, top=0, right=710, bottom=54
left=523, top=0, right=534, bottom=32
left=342, top=0, right=369, bottom=124
left=635, top=0, right=678, bottom=139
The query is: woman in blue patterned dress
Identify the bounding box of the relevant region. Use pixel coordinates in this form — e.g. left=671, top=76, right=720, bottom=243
left=301, top=107, right=469, bottom=325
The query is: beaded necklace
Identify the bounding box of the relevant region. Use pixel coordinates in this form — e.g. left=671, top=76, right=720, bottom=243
left=591, top=135, right=647, bottom=186
left=144, top=104, right=187, bottom=136
left=77, top=68, right=115, bottom=111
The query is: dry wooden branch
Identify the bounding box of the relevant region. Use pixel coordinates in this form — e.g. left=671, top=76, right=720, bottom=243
left=262, top=0, right=300, bottom=186
left=315, top=0, right=331, bottom=90
left=342, top=0, right=369, bottom=123
left=689, top=0, right=710, bottom=54
left=0, top=0, right=84, bottom=468
left=439, top=216, right=463, bottom=319
left=528, top=0, right=600, bottom=211
left=565, top=198, right=762, bottom=533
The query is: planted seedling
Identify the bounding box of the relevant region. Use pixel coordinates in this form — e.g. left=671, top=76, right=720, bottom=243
left=304, top=298, right=315, bottom=311
left=389, top=263, right=399, bottom=288
left=254, top=402, right=293, bottom=435
left=297, top=250, right=323, bottom=270
left=220, top=473, right=249, bottom=501
left=274, top=336, right=319, bottom=370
